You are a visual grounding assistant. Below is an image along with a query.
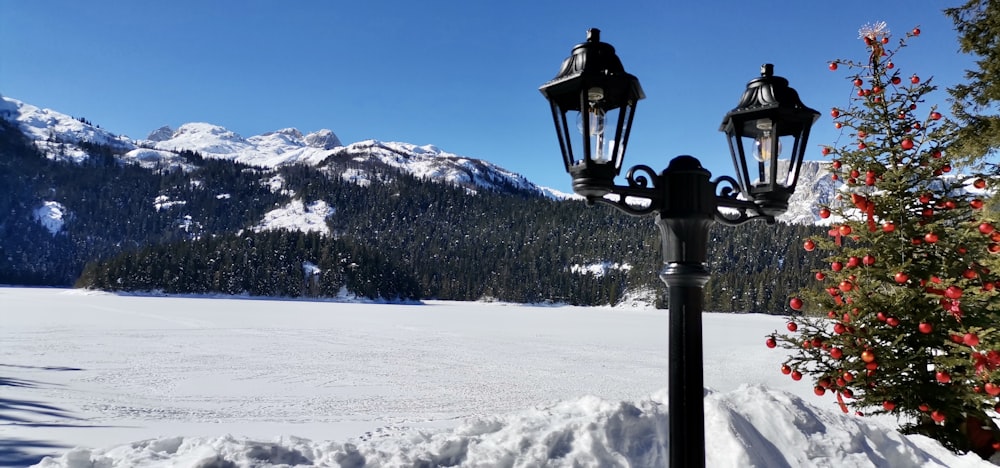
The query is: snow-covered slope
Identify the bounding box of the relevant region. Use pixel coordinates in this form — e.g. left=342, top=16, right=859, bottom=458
left=0, top=95, right=134, bottom=163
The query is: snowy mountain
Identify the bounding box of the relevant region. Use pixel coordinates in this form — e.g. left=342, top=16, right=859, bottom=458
left=778, top=160, right=837, bottom=225
left=0, top=95, right=564, bottom=199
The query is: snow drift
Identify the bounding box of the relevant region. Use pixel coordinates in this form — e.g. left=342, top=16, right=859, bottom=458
left=33, top=386, right=991, bottom=467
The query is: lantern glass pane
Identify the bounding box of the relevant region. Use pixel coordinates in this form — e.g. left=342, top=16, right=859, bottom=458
left=741, top=133, right=798, bottom=189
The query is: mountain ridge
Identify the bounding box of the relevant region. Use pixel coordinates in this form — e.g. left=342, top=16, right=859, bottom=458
left=1, top=93, right=836, bottom=217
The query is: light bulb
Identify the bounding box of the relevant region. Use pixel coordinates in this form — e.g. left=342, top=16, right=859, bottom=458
left=752, top=119, right=780, bottom=162
left=575, top=87, right=610, bottom=163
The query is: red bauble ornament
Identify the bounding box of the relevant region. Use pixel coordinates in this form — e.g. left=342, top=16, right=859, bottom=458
left=892, top=76, right=901, bottom=85
left=787, top=321, right=799, bottom=332
left=883, top=401, right=896, bottom=411
left=932, top=411, right=946, bottom=423
left=887, top=61, right=895, bottom=69
left=894, top=272, right=909, bottom=284
left=861, top=350, right=876, bottom=363
left=791, top=370, right=803, bottom=381
left=789, top=298, right=804, bottom=311
left=912, top=27, right=921, bottom=36
left=974, top=178, right=987, bottom=189
left=815, top=272, right=826, bottom=281
left=919, top=404, right=930, bottom=412
left=814, top=386, right=826, bottom=396
left=843, top=372, right=854, bottom=382
left=931, top=111, right=942, bottom=120
left=853, top=78, right=864, bottom=87
left=766, top=337, right=777, bottom=348
left=886, top=317, right=900, bottom=327
left=829, top=62, right=838, bottom=71
left=834, top=122, right=843, bottom=129
left=985, top=382, right=1000, bottom=396
left=832, top=262, right=844, bottom=272
left=919, top=322, right=934, bottom=334
left=882, top=222, right=895, bottom=232
left=924, top=232, right=939, bottom=243
left=911, top=75, right=920, bottom=84
left=847, top=257, right=860, bottom=268
left=831, top=108, right=840, bottom=118
left=989, top=243, right=1000, bottom=254
left=839, top=225, right=853, bottom=236
left=830, top=347, right=844, bottom=359
left=964, top=333, right=980, bottom=347
left=862, top=255, right=875, bottom=266
left=803, top=239, right=816, bottom=251
left=945, top=286, right=963, bottom=299
left=901, top=139, right=914, bottom=150
left=980, top=223, right=995, bottom=234
left=936, top=371, right=951, bottom=383
left=833, top=323, right=846, bottom=334
left=972, top=199, right=984, bottom=210
left=781, top=364, right=792, bottom=375
left=819, top=207, right=831, bottom=219
left=821, top=147, right=831, bottom=156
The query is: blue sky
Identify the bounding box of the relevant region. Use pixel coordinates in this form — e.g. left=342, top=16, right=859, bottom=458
left=0, top=1, right=976, bottom=193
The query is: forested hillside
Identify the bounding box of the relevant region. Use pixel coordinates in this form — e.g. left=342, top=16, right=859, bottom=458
left=1, top=119, right=828, bottom=311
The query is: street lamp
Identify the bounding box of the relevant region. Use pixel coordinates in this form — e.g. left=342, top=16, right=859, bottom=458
left=540, top=29, right=818, bottom=468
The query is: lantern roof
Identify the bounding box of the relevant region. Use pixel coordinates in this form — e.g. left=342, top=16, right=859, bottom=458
left=539, top=29, right=645, bottom=111
left=720, top=64, right=819, bottom=136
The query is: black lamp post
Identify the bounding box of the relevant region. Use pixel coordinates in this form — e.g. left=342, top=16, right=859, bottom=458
left=540, top=29, right=819, bottom=467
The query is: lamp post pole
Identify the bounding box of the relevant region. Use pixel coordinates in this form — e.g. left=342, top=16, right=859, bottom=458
left=657, top=156, right=715, bottom=467
left=539, top=29, right=818, bottom=468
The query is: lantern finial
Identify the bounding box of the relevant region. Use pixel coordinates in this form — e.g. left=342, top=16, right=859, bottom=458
left=761, top=63, right=773, bottom=77
left=587, top=28, right=601, bottom=42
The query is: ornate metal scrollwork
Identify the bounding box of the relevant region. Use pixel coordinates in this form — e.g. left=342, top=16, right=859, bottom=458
left=625, top=164, right=658, bottom=189
left=588, top=164, right=662, bottom=217
left=712, top=175, right=775, bottom=226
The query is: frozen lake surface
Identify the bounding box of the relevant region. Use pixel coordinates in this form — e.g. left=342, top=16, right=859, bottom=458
left=1, top=287, right=993, bottom=467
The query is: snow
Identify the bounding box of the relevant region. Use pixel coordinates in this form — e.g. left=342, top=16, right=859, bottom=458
left=146, top=123, right=341, bottom=167
left=254, top=199, right=334, bottom=235
left=1, top=287, right=995, bottom=467
left=570, top=262, right=632, bottom=277
left=33, top=201, right=67, bottom=235
left=153, top=195, right=186, bottom=211
left=121, top=148, right=198, bottom=173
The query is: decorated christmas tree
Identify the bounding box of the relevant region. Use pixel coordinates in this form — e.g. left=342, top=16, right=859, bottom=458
left=767, top=22, right=1000, bottom=456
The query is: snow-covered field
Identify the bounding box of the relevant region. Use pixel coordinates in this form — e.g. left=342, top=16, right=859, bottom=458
left=0, top=287, right=994, bottom=467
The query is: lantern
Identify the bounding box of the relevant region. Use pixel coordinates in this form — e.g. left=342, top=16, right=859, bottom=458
left=721, top=64, right=819, bottom=216
left=539, top=28, right=645, bottom=197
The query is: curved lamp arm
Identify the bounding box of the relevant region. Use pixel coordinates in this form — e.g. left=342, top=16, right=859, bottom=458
left=713, top=175, right=776, bottom=226
left=584, top=164, right=778, bottom=225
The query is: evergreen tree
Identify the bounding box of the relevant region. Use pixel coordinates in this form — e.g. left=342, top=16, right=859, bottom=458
left=769, top=23, right=1000, bottom=456
left=945, top=0, right=1000, bottom=164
